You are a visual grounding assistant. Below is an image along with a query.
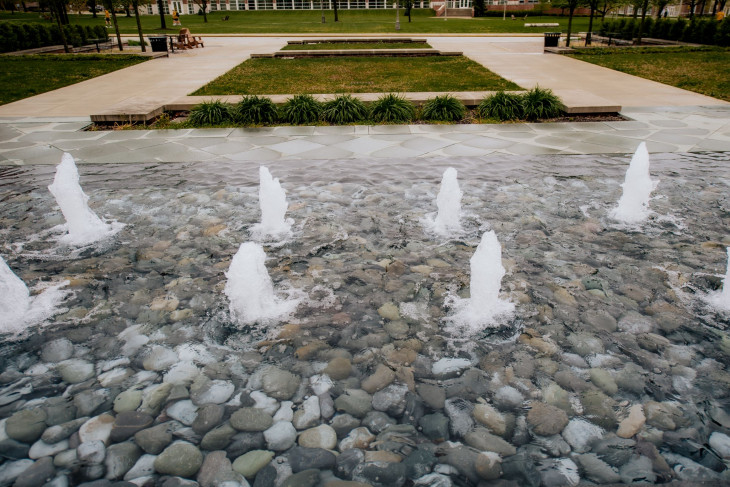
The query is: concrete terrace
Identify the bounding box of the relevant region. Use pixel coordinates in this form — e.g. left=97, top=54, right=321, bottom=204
left=0, top=35, right=728, bottom=164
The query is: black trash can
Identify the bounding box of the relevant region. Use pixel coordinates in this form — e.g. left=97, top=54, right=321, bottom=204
left=544, top=32, right=561, bottom=48
left=149, top=36, right=168, bottom=52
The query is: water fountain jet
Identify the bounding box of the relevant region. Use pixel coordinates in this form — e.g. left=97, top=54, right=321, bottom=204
left=251, top=166, right=292, bottom=239
left=708, top=247, right=730, bottom=312
left=48, top=153, right=117, bottom=246
left=609, top=142, right=658, bottom=224
left=225, top=242, right=300, bottom=325
left=432, top=167, right=463, bottom=236
left=447, top=230, right=514, bottom=334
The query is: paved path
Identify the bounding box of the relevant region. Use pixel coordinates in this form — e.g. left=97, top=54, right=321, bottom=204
left=427, top=36, right=728, bottom=107
left=0, top=35, right=726, bottom=118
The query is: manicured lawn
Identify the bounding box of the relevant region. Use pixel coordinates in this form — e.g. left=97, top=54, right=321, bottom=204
left=0, top=11, right=592, bottom=35
left=567, top=46, right=730, bottom=102
left=0, top=54, right=148, bottom=105
left=192, top=55, right=522, bottom=95
left=282, top=41, right=432, bottom=49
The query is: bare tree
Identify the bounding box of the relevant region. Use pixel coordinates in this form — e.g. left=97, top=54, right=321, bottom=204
left=564, top=0, right=581, bottom=47
left=156, top=0, right=167, bottom=28
left=193, top=0, right=209, bottom=22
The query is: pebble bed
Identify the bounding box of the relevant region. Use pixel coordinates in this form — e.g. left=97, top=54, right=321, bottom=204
left=0, top=152, right=729, bottom=487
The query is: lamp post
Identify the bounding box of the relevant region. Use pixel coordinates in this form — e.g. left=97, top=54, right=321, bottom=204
left=444, top=0, right=448, bottom=20
left=503, top=0, right=506, bottom=20
left=395, top=1, right=400, bottom=30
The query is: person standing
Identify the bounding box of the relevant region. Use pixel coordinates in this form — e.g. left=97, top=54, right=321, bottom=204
left=172, top=9, right=181, bottom=26
left=104, top=9, right=111, bottom=27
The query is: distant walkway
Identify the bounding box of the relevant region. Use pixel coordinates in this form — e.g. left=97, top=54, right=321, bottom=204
left=427, top=36, right=728, bottom=107
left=0, top=35, right=726, bottom=119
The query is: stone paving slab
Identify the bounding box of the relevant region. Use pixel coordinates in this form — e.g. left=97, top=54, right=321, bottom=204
left=0, top=106, right=727, bottom=166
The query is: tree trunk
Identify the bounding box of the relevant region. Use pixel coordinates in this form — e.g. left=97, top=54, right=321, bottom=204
left=202, top=1, right=208, bottom=22
left=53, top=1, right=70, bottom=52
left=22, top=1, right=27, bottom=11
left=106, top=0, right=124, bottom=51
left=566, top=5, right=575, bottom=46
left=157, top=0, right=167, bottom=28
left=132, top=0, right=146, bottom=51
left=334, top=0, right=338, bottom=21
left=586, top=6, right=595, bottom=45
left=636, top=0, right=649, bottom=44
left=62, top=3, right=70, bottom=24
left=90, top=0, right=98, bottom=17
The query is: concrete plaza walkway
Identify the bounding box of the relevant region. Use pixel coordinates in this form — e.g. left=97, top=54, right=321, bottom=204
left=0, top=34, right=728, bottom=165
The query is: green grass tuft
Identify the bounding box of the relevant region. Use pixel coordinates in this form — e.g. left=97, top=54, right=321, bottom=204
left=421, top=94, right=466, bottom=122
left=321, top=94, right=368, bottom=124
left=521, top=86, right=564, bottom=121
left=233, top=95, right=279, bottom=125
left=369, top=93, right=416, bottom=123
left=280, top=94, right=322, bottom=124
left=187, top=100, right=233, bottom=125
left=478, top=91, right=524, bottom=121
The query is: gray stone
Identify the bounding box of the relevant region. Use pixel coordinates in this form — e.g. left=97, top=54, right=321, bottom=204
left=353, top=461, right=407, bottom=487
left=42, top=417, right=88, bottom=444
left=57, top=359, right=95, bottom=384
left=362, top=411, right=396, bottom=434
left=190, top=378, right=235, bottom=406
left=74, top=389, right=112, bottom=418
left=361, top=365, right=396, bottom=394
left=201, top=422, right=237, bottom=451
left=196, top=450, right=244, bottom=487
left=230, top=408, right=274, bottom=432
left=166, top=400, right=199, bottom=426
left=77, top=440, right=106, bottom=464
left=330, top=414, right=360, bottom=439
left=12, top=457, right=55, bottom=487
left=464, top=427, right=516, bottom=456
left=334, top=389, right=373, bottom=418
left=0, top=459, right=33, bottom=486
left=42, top=397, right=77, bottom=427
left=575, top=453, right=621, bottom=484
left=226, top=431, right=266, bottom=459
left=5, top=409, right=48, bottom=444
left=0, top=439, right=30, bottom=459
left=28, top=438, right=69, bottom=459
left=104, top=442, right=142, bottom=480
left=537, top=458, right=580, bottom=487
left=288, top=446, right=337, bottom=473
left=41, top=338, right=74, bottom=363
left=475, top=451, right=502, bottom=480
left=592, top=435, right=636, bottom=467
left=420, top=413, right=449, bottom=442
left=262, top=367, right=301, bottom=401
left=501, top=452, right=541, bottom=487
left=134, top=422, right=173, bottom=454
left=416, top=383, right=445, bottom=410
left=403, top=448, right=436, bottom=479
left=526, top=402, right=568, bottom=436
left=231, top=450, right=274, bottom=479
left=372, top=384, right=409, bottom=417
left=192, top=404, right=224, bottom=435
left=443, top=398, right=473, bottom=438
left=154, top=442, right=203, bottom=478
left=336, top=448, right=365, bottom=479
left=619, top=455, right=657, bottom=484
left=280, top=468, right=320, bottom=487
left=438, top=444, right=481, bottom=484
left=263, top=421, right=296, bottom=451
left=110, top=412, right=154, bottom=443
left=252, top=464, right=277, bottom=487
left=123, top=454, right=156, bottom=481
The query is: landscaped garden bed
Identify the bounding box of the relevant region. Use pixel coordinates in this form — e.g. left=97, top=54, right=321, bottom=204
left=281, top=41, right=432, bottom=50
left=192, top=56, right=520, bottom=96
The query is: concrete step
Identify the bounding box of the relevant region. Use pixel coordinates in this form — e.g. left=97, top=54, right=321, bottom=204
left=252, top=49, right=461, bottom=58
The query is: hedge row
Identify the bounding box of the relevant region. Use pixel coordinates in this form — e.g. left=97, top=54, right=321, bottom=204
left=0, top=23, right=109, bottom=53
left=599, top=17, right=730, bottom=46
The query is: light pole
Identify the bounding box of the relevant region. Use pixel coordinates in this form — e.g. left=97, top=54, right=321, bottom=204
left=503, top=0, right=506, bottom=20
left=395, top=1, right=400, bottom=30
left=444, top=0, right=448, bottom=20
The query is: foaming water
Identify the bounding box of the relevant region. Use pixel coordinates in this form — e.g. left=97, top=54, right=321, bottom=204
left=445, top=231, right=515, bottom=335
left=707, top=248, right=730, bottom=312
left=250, top=166, right=292, bottom=241
left=431, top=167, right=463, bottom=237
left=609, top=142, right=659, bottom=224
left=47, top=153, right=122, bottom=246
left=225, top=242, right=301, bottom=326
left=0, top=255, right=68, bottom=335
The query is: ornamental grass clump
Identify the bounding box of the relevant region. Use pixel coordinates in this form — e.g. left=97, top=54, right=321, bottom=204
left=369, top=93, right=416, bottom=123
left=187, top=100, right=233, bottom=126
left=280, top=94, right=322, bottom=125
left=521, top=86, right=565, bottom=121
left=421, top=94, right=467, bottom=122
left=234, top=95, right=279, bottom=125
left=321, top=94, right=368, bottom=124
left=478, top=91, right=525, bottom=121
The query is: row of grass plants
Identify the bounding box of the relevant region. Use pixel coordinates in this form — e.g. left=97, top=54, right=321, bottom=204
left=281, top=41, right=432, bottom=50
left=598, top=17, right=730, bottom=46
left=0, top=22, right=108, bottom=52
left=181, top=88, right=564, bottom=128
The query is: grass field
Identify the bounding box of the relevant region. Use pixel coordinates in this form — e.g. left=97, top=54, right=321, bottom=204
left=192, top=55, right=521, bottom=95
left=567, top=46, right=730, bottom=102
left=281, top=41, right=432, bottom=49
left=0, top=10, right=593, bottom=35
left=0, top=54, right=148, bottom=105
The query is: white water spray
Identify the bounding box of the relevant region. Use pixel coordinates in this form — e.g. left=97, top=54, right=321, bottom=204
left=225, top=242, right=300, bottom=325
left=447, top=231, right=514, bottom=333
left=707, top=247, right=730, bottom=312
left=433, top=167, right=463, bottom=236
left=48, top=153, right=117, bottom=246
left=251, top=166, right=292, bottom=239
left=0, top=256, right=67, bottom=335
left=609, top=142, right=658, bottom=224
